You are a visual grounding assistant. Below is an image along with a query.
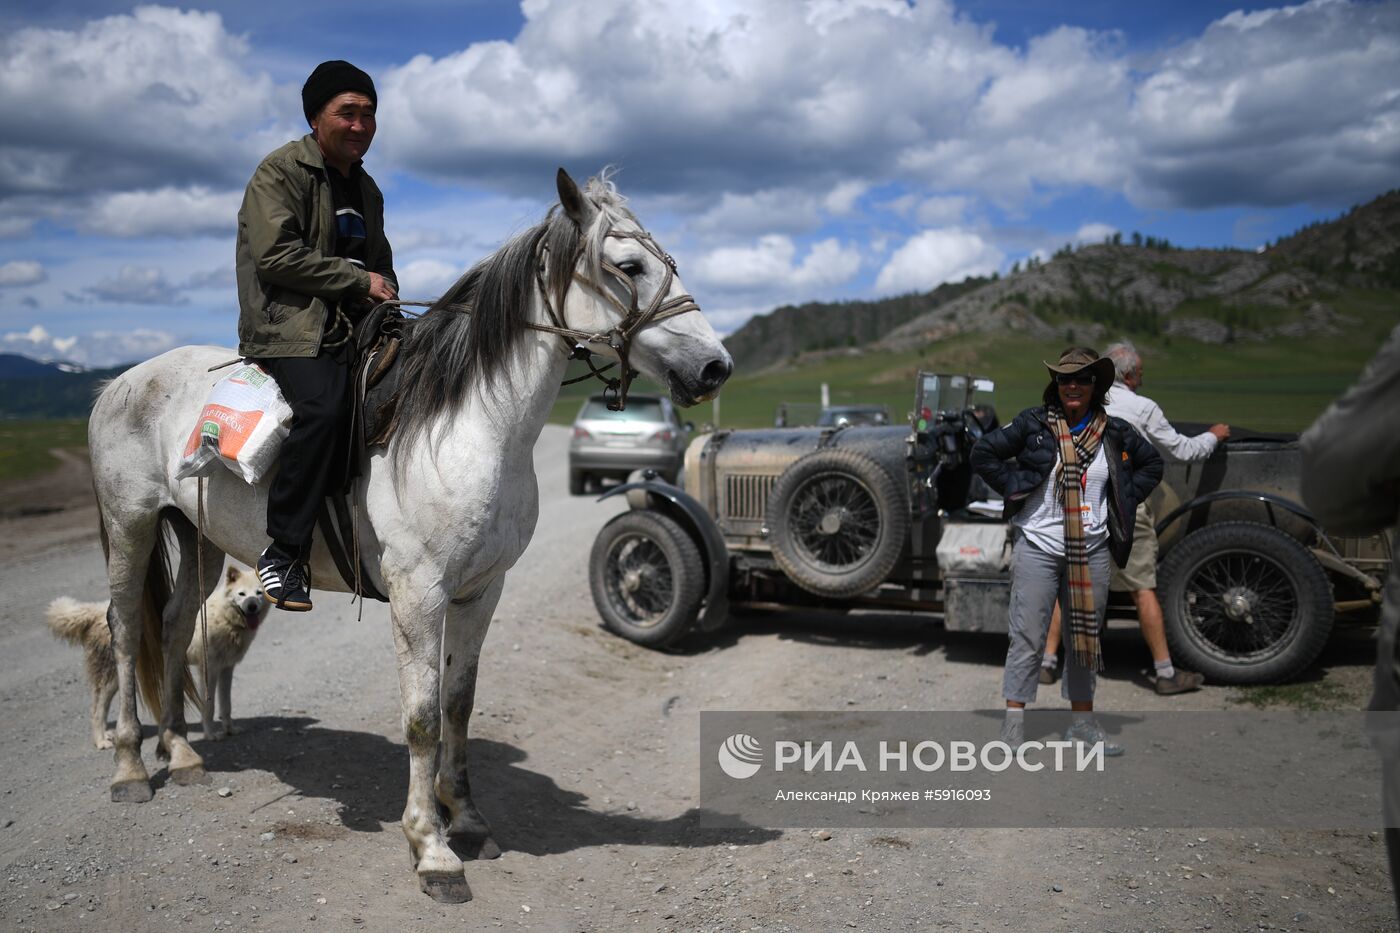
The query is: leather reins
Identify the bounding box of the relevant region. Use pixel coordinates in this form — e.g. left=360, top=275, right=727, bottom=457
left=382, top=225, right=700, bottom=411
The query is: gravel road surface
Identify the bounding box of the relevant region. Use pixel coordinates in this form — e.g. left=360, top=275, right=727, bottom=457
left=0, top=426, right=1394, bottom=931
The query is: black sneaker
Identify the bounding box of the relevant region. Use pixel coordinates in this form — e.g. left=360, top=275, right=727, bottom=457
left=258, top=548, right=313, bottom=612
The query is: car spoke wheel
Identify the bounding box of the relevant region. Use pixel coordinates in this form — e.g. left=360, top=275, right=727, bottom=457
left=789, top=473, right=882, bottom=571
left=767, top=449, right=908, bottom=599
left=1159, top=521, right=1333, bottom=684
left=589, top=511, right=704, bottom=647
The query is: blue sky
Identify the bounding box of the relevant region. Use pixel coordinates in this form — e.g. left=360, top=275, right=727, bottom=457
left=1, top=0, right=1396, bottom=366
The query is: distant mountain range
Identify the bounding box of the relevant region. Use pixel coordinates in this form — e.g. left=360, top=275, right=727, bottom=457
left=0, top=353, right=87, bottom=379
left=725, top=188, right=1400, bottom=371
left=0, top=355, right=128, bottom=419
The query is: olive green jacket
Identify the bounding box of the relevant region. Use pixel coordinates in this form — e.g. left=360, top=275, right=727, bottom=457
left=235, top=134, right=397, bottom=358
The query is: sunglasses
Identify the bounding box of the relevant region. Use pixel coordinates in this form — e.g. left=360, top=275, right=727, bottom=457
left=1055, top=372, right=1096, bottom=386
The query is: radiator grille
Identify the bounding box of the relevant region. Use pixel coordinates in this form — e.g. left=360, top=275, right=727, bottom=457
left=723, top=474, right=777, bottom=522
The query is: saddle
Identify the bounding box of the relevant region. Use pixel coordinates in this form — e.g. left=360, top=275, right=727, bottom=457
left=314, top=302, right=408, bottom=604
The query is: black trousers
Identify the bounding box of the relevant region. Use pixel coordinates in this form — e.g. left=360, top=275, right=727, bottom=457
left=256, top=343, right=351, bottom=552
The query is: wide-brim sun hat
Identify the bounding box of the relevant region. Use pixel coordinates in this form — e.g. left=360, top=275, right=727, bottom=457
left=1043, top=346, right=1115, bottom=387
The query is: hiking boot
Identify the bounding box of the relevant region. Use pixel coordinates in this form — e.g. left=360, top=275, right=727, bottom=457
left=258, top=548, right=313, bottom=612
left=1063, top=718, right=1125, bottom=757
left=1039, top=662, right=1060, bottom=685
left=1155, top=668, right=1205, bottom=696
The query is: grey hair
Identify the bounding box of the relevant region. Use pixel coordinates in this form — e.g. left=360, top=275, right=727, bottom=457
left=389, top=171, right=638, bottom=479
left=1105, top=341, right=1140, bottom=382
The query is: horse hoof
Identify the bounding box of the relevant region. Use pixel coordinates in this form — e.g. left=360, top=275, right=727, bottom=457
left=111, top=780, right=153, bottom=803
left=449, top=833, right=501, bottom=860
left=418, top=871, right=472, bottom=903
left=170, top=765, right=210, bottom=786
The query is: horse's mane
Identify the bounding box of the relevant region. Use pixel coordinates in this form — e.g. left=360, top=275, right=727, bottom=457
left=390, top=172, right=637, bottom=475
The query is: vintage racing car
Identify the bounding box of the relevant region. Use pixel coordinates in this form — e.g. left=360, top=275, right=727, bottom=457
left=587, top=372, right=1391, bottom=684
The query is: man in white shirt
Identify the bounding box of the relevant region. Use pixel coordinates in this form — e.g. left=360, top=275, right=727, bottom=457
left=1042, top=341, right=1228, bottom=694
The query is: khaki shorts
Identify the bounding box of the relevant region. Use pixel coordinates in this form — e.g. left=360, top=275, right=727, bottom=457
left=1110, top=501, right=1157, bottom=592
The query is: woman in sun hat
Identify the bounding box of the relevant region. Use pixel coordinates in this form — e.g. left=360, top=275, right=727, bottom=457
left=970, top=347, right=1163, bottom=753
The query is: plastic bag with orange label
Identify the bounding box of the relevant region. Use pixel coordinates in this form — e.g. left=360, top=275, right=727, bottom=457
left=174, top=362, right=293, bottom=484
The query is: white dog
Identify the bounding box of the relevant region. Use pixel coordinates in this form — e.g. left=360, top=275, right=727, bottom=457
left=46, top=565, right=270, bottom=746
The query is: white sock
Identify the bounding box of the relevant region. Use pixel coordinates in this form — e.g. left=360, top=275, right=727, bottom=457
left=1154, top=659, right=1175, bottom=681
left=1041, top=652, right=1058, bottom=669
left=1005, top=708, right=1024, bottom=724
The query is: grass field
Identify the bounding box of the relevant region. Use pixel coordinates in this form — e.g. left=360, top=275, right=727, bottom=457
left=549, top=286, right=1400, bottom=433
left=0, top=419, right=88, bottom=482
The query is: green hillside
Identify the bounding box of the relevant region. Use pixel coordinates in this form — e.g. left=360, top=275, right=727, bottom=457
left=548, top=285, right=1398, bottom=434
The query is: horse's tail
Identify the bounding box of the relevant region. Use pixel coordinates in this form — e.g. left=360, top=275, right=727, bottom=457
left=134, top=516, right=175, bottom=721
left=95, top=495, right=180, bottom=720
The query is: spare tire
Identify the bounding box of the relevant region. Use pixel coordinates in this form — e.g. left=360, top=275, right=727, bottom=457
left=1158, top=521, right=1334, bottom=684
left=766, top=448, right=908, bottom=599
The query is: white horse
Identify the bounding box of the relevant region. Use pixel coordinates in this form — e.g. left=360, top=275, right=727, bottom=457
left=88, top=169, right=732, bottom=902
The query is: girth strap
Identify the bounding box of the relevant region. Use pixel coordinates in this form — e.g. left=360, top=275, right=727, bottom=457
left=316, top=498, right=389, bottom=603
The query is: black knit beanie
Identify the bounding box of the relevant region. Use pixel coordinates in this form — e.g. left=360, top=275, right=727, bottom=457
left=301, top=60, right=377, bottom=125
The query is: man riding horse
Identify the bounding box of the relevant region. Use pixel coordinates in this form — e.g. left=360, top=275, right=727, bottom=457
left=236, top=60, right=399, bottom=610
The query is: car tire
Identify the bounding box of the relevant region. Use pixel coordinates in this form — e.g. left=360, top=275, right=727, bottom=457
left=766, top=449, right=908, bottom=599
left=569, top=470, right=586, bottom=496
left=589, top=511, right=704, bottom=647
left=1158, top=521, right=1334, bottom=684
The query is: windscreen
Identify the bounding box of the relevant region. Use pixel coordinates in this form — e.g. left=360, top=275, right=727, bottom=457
left=580, top=398, right=665, bottom=421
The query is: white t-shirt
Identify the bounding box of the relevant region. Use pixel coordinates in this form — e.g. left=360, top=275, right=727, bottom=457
left=1013, top=443, right=1110, bottom=556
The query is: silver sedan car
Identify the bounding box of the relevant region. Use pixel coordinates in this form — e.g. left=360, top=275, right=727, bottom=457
left=568, top=394, right=692, bottom=495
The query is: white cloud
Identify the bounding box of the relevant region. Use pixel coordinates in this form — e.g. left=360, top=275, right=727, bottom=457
left=0, top=7, right=286, bottom=204
left=692, top=235, right=861, bottom=292
left=83, top=266, right=185, bottom=305
left=823, top=180, right=869, bottom=216
left=398, top=259, right=466, bottom=300
left=915, top=195, right=971, bottom=226
left=377, top=0, right=1397, bottom=211
left=4, top=324, right=54, bottom=347
left=184, top=265, right=235, bottom=291
left=1, top=0, right=1395, bottom=239
left=85, top=186, right=242, bottom=238
left=1128, top=0, right=1400, bottom=207
left=704, top=303, right=768, bottom=336
left=692, top=190, right=824, bottom=237
left=1, top=325, right=178, bottom=366
left=1073, top=222, right=1118, bottom=244
left=875, top=228, right=1004, bottom=294
left=0, top=260, right=45, bottom=287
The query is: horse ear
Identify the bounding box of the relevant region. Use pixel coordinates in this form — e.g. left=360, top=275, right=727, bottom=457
left=556, top=167, right=594, bottom=228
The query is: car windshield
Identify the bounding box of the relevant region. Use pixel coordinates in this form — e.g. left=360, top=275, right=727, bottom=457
left=579, top=398, right=665, bottom=422
left=817, top=406, right=887, bottom=426
left=918, top=374, right=995, bottom=415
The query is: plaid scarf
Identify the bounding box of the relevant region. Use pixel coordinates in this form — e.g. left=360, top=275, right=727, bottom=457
left=1049, top=405, right=1107, bottom=671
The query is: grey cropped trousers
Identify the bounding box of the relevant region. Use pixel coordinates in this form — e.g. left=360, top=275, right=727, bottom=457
left=1002, top=534, right=1110, bottom=704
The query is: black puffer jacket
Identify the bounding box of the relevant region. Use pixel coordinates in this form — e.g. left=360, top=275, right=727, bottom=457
left=970, top=406, right=1163, bottom=567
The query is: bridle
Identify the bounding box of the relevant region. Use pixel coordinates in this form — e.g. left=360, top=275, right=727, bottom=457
left=535, top=226, right=700, bottom=410
left=383, top=224, right=699, bottom=411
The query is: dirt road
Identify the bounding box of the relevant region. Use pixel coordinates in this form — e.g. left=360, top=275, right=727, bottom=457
left=0, top=427, right=1394, bottom=932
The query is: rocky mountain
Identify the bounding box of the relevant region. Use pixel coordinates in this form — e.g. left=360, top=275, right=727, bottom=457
left=721, top=276, right=991, bottom=372
left=724, top=189, right=1400, bottom=368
